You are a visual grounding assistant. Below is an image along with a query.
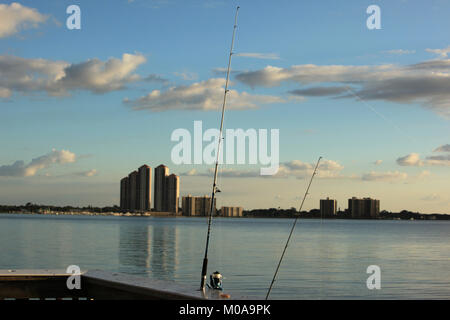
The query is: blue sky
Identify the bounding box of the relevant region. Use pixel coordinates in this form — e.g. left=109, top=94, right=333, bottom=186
left=0, top=0, right=449, bottom=212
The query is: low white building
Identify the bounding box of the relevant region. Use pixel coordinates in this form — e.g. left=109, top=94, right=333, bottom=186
left=221, top=206, right=243, bottom=217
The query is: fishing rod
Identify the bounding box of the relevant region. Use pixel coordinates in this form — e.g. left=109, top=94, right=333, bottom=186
left=200, top=6, right=240, bottom=291
left=265, top=156, right=322, bottom=300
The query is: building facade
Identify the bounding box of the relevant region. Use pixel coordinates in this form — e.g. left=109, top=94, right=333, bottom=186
left=154, top=165, right=169, bottom=212
left=221, top=206, right=243, bottom=217
left=120, top=165, right=152, bottom=212
left=120, top=177, right=129, bottom=209
left=166, top=174, right=180, bottom=214
left=138, top=165, right=152, bottom=211
left=181, top=196, right=195, bottom=216
left=348, top=197, right=380, bottom=218
left=128, top=171, right=139, bottom=210
left=320, top=198, right=337, bottom=217
left=182, top=195, right=216, bottom=217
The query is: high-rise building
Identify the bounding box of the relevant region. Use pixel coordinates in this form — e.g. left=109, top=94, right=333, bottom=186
left=120, top=177, right=129, bottom=209
left=121, top=164, right=180, bottom=213
left=364, top=198, right=380, bottom=218
left=195, top=196, right=214, bottom=216
left=348, top=197, right=364, bottom=218
left=128, top=171, right=139, bottom=210
left=221, top=206, right=243, bottom=217
left=348, top=197, right=380, bottom=218
left=182, top=195, right=195, bottom=216
left=120, top=165, right=152, bottom=212
left=166, top=174, right=179, bottom=214
left=182, top=195, right=216, bottom=216
left=320, top=198, right=337, bottom=216
left=154, top=165, right=169, bottom=212
left=138, top=165, right=152, bottom=211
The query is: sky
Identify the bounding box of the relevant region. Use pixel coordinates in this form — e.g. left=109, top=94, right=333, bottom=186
left=0, top=0, right=449, bottom=213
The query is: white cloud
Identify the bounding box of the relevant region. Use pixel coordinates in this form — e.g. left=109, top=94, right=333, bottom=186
left=397, top=153, right=424, bottom=167
left=182, top=169, right=200, bottom=176
left=426, top=46, right=450, bottom=58
left=181, top=159, right=345, bottom=179
left=181, top=159, right=430, bottom=184
left=235, top=53, right=450, bottom=118
left=0, top=149, right=76, bottom=177
left=77, top=169, right=97, bottom=177
left=397, top=151, right=450, bottom=167
left=0, top=55, right=68, bottom=98
left=383, top=49, right=416, bottom=55
left=276, top=159, right=345, bottom=179
left=235, top=53, right=280, bottom=60
left=425, top=154, right=450, bottom=166
left=124, top=78, right=287, bottom=112
left=374, top=160, right=383, bottom=165
left=0, top=53, right=146, bottom=98
left=0, top=2, right=47, bottom=38
left=361, top=171, right=408, bottom=182
left=235, top=64, right=391, bottom=88
left=56, top=53, right=146, bottom=94
left=143, top=74, right=170, bottom=85
left=173, top=71, right=198, bottom=81
left=434, top=144, right=450, bottom=153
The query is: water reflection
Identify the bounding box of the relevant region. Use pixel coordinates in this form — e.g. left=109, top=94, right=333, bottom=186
left=2, top=214, right=450, bottom=299
left=118, top=221, right=178, bottom=280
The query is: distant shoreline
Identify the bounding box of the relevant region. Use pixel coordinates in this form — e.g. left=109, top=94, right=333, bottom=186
left=1, top=203, right=449, bottom=220
left=1, top=210, right=449, bottom=221
left=0, top=211, right=175, bottom=218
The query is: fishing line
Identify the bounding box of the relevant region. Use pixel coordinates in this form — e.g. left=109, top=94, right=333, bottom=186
left=265, top=156, right=322, bottom=300
left=344, top=86, right=416, bottom=143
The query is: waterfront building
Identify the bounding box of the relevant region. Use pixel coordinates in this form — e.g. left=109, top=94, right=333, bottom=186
left=195, top=196, right=215, bottom=216
left=138, top=165, right=152, bottom=211
left=182, top=195, right=216, bottom=217
left=128, top=171, right=139, bottom=211
left=154, top=165, right=169, bottom=212
left=120, top=177, right=129, bottom=210
left=120, top=165, right=152, bottom=212
left=320, top=198, right=337, bottom=217
left=181, top=195, right=195, bottom=216
left=183, top=195, right=202, bottom=216
left=348, top=197, right=380, bottom=218
left=348, top=197, right=364, bottom=218
left=365, top=198, right=380, bottom=218
left=221, top=206, right=243, bottom=217
left=166, top=174, right=180, bottom=214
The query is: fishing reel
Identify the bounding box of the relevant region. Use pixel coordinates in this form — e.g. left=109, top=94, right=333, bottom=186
left=207, top=271, right=223, bottom=291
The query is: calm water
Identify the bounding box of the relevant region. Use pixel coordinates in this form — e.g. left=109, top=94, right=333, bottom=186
left=1, top=213, right=449, bottom=299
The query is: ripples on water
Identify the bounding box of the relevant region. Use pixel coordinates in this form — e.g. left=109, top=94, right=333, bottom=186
left=1, top=213, right=449, bottom=299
